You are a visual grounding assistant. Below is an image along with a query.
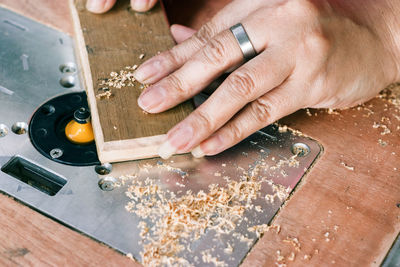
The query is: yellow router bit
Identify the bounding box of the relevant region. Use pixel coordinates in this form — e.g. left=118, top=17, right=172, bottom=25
left=65, top=107, right=94, bottom=144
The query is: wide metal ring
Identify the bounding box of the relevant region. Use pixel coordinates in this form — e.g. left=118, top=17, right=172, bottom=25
left=230, top=23, right=256, bottom=61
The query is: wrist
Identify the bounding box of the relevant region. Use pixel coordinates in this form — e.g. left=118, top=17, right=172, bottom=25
left=329, top=0, right=400, bottom=83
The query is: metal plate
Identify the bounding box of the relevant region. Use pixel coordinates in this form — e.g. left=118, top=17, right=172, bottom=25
left=0, top=7, right=322, bottom=266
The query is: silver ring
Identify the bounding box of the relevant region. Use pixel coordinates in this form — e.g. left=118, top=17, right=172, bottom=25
left=230, top=23, right=256, bottom=60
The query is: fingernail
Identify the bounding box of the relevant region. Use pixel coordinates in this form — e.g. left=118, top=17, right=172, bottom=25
left=86, top=0, right=105, bottom=12
left=158, top=125, right=193, bottom=159
left=158, top=140, right=176, bottom=159
left=191, top=145, right=205, bottom=158
left=200, top=134, right=224, bottom=155
left=138, top=85, right=166, bottom=111
left=131, top=0, right=149, bottom=12
left=134, top=58, right=162, bottom=83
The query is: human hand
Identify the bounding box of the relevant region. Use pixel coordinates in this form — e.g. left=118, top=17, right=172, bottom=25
left=133, top=0, right=400, bottom=159
left=86, top=0, right=157, bottom=13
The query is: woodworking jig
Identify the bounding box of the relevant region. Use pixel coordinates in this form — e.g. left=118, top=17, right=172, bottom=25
left=0, top=0, right=399, bottom=266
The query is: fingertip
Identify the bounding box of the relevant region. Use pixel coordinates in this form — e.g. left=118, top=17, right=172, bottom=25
left=130, top=0, right=157, bottom=12
left=170, top=24, right=196, bottom=44
left=158, top=140, right=176, bottom=159
left=191, top=145, right=205, bottom=158
left=86, top=0, right=116, bottom=14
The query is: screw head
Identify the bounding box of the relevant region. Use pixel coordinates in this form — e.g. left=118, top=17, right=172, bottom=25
left=95, top=163, right=112, bottom=175
left=291, top=143, right=310, bottom=157
left=0, top=124, right=9, bottom=137
left=98, top=176, right=117, bottom=191
left=50, top=148, right=63, bottom=159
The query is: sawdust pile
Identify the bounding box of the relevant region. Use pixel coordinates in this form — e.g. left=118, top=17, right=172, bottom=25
left=99, top=65, right=137, bottom=89
left=122, top=161, right=293, bottom=266
left=379, top=83, right=400, bottom=108
left=96, top=59, right=149, bottom=99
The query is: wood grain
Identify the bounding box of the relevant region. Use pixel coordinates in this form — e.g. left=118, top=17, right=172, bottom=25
left=71, top=0, right=193, bottom=163
left=0, top=0, right=73, bottom=35
left=0, top=193, right=139, bottom=266
left=0, top=0, right=398, bottom=266
left=243, top=95, right=400, bottom=266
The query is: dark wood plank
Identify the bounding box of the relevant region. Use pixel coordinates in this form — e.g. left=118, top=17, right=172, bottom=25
left=71, top=0, right=193, bottom=162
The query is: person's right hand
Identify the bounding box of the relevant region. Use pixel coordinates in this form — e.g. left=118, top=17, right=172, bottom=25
left=86, top=0, right=158, bottom=13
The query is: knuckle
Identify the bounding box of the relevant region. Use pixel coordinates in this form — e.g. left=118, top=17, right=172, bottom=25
left=201, top=37, right=228, bottom=66
left=194, top=22, right=216, bottom=46
left=164, top=48, right=182, bottom=67
left=226, top=123, right=244, bottom=142
left=306, top=31, right=331, bottom=55
left=227, top=71, right=256, bottom=99
left=166, top=73, right=188, bottom=97
left=193, top=109, right=215, bottom=131
left=250, top=98, right=273, bottom=123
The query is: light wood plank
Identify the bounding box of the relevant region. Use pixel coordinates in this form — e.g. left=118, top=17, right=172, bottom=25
left=71, top=0, right=193, bottom=163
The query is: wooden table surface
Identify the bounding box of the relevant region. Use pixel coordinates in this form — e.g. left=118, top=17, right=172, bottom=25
left=0, top=0, right=398, bottom=266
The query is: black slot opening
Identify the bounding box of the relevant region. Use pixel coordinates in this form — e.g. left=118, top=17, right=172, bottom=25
left=1, top=156, right=67, bottom=196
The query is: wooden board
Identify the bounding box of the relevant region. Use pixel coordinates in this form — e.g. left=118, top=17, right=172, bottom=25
left=70, top=0, right=194, bottom=163
left=0, top=0, right=398, bottom=266
left=242, top=95, right=400, bottom=266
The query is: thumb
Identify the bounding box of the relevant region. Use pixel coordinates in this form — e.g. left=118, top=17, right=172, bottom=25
left=86, top=0, right=117, bottom=13
left=170, top=24, right=196, bottom=44
left=131, top=0, right=158, bottom=12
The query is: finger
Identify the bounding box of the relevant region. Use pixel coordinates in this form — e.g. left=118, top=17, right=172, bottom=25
left=157, top=49, right=294, bottom=159
left=137, top=9, right=281, bottom=114
left=170, top=24, right=196, bottom=44
left=138, top=29, right=244, bottom=113
left=131, top=0, right=158, bottom=12
left=133, top=1, right=267, bottom=84
left=191, top=84, right=306, bottom=157
left=86, top=0, right=116, bottom=14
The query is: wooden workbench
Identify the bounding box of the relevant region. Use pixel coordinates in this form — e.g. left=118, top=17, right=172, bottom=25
left=0, top=0, right=398, bottom=266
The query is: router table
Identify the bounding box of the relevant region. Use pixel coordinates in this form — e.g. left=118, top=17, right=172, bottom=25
left=0, top=0, right=399, bottom=266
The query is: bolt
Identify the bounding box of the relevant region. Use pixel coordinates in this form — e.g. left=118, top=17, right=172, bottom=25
left=50, top=148, right=63, bottom=159
left=0, top=124, right=9, bottom=137
left=291, top=143, right=311, bottom=157
left=98, top=176, right=117, bottom=191
left=95, top=163, right=112, bottom=175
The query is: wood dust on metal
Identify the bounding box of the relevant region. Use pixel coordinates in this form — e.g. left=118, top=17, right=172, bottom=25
left=113, top=143, right=307, bottom=266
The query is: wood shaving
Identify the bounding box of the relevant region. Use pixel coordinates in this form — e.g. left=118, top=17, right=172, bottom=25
left=202, top=250, right=227, bottom=267
left=278, top=125, right=288, bottom=133
left=340, top=161, right=355, bottom=171
left=327, top=108, right=340, bottom=115
left=283, top=236, right=301, bottom=252
left=156, top=161, right=188, bottom=178
left=100, top=66, right=137, bottom=89
left=287, top=252, right=296, bottom=261
left=223, top=243, right=233, bottom=254
left=248, top=224, right=281, bottom=238
left=373, top=122, right=391, bottom=135
left=96, top=65, right=148, bottom=100
left=270, top=155, right=299, bottom=170
left=378, top=139, right=388, bottom=147
left=95, top=90, right=112, bottom=99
